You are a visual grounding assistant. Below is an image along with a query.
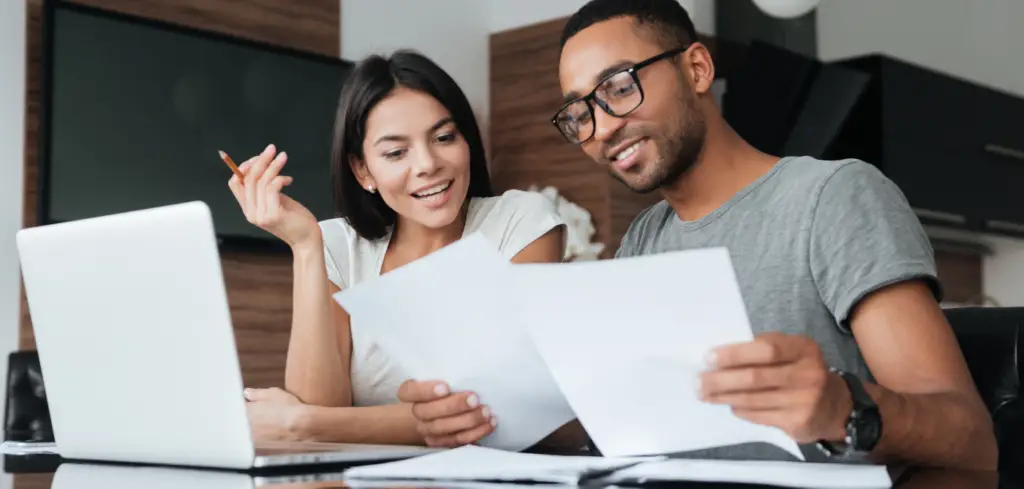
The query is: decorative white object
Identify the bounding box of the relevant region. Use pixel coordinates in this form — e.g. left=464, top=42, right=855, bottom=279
left=750, top=0, right=819, bottom=19
left=527, top=185, right=605, bottom=261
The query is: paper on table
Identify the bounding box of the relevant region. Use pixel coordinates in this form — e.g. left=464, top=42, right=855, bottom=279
left=601, top=458, right=891, bottom=489
left=509, top=247, right=804, bottom=459
left=333, top=233, right=576, bottom=452
left=343, top=445, right=661, bottom=485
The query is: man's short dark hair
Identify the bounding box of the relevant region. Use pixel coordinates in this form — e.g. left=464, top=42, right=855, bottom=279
left=560, top=0, right=698, bottom=51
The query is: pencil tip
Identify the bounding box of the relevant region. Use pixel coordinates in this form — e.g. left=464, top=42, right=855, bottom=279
left=217, top=150, right=226, bottom=158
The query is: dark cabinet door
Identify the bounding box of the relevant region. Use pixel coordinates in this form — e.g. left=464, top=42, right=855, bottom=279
left=849, top=55, right=1024, bottom=236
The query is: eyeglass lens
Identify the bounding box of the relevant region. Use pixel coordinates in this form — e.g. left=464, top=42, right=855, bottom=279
left=555, top=71, right=643, bottom=143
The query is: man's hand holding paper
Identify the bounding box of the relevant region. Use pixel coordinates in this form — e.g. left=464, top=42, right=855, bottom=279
left=506, top=247, right=805, bottom=459
left=700, top=332, right=853, bottom=444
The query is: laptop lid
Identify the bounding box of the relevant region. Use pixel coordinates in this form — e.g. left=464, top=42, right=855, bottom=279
left=17, top=201, right=256, bottom=469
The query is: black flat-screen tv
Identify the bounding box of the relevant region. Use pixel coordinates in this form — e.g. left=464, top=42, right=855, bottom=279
left=39, top=0, right=353, bottom=250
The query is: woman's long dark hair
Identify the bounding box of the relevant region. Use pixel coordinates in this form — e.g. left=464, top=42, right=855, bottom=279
left=331, top=50, right=493, bottom=240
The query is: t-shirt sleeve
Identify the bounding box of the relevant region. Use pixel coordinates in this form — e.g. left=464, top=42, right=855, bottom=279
left=318, top=219, right=352, bottom=289
left=491, top=190, right=567, bottom=260
left=809, top=161, right=942, bottom=329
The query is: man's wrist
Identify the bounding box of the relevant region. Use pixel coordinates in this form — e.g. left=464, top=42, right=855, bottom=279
left=826, top=370, right=854, bottom=442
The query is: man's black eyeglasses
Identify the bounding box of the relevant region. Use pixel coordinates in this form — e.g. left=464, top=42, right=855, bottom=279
left=551, top=46, right=690, bottom=144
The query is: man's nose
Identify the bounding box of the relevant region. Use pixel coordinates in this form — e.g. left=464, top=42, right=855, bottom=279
left=592, top=106, right=626, bottom=143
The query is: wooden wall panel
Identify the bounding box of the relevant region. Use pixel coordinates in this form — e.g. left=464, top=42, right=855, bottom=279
left=10, top=473, right=52, bottom=489
left=490, top=18, right=616, bottom=257
left=67, top=0, right=339, bottom=57
left=19, top=0, right=339, bottom=391
left=935, top=250, right=984, bottom=306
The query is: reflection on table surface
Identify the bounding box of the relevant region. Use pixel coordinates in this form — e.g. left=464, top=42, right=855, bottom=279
left=4, top=460, right=1006, bottom=489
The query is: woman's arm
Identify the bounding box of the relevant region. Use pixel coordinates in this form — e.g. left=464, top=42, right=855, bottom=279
left=280, top=239, right=427, bottom=445
left=509, top=225, right=566, bottom=265
left=284, top=238, right=353, bottom=407
left=247, top=387, right=426, bottom=445
left=295, top=404, right=423, bottom=445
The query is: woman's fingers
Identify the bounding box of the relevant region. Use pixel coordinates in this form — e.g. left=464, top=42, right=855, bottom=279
left=245, top=145, right=275, bottom=220
left=252, top=147, right=277, bottom=220
left=423, top=417, right=497, bottom=448
left=420, top=406, right=491, bottom=438
left=264, top=176, right=293, bottom=220
left=230, top=156, right=258, bottom=216
left=257, top=151, right=288, bottom=219
left=225, top=145, right=299, bottom=234
left=228, top=175, right=245, bottom=208
left=410, top=391, right=480, bottom=421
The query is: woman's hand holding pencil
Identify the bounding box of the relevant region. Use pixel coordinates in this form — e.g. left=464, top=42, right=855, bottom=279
left=223, top=143, right=321, bottom=251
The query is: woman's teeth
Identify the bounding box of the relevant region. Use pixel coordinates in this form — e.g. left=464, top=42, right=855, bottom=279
left=614, top=141, right=642, bottom=161
left=413, top=181, right=451, bottom=198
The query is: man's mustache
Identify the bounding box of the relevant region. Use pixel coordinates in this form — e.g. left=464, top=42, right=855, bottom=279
left=601, top=129, right=648, bottom=162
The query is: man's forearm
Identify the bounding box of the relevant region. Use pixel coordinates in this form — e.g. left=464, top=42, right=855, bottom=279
left=294, top=403, right=423, bottom=446
left=863, top=382, right=997, bottom=470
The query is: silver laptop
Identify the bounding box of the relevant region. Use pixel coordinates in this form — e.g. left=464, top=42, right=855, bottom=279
left=16, top=201, right=440, bottom=470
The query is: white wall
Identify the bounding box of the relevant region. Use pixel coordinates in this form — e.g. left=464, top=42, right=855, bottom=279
left=818, top=0, right=1024, bottom=96
left=0, top=0, right=26, bottom=485
left=816, top=0, right=1024, bottom=305
left=341, top=0, right=492, bottom=134
left=488, top=0, right=717, bottom=37
left=983, top=238, right=1024, bottom=307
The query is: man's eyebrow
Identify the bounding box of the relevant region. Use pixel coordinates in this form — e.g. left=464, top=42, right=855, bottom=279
left=561, top=60, right=636, bottom=105
left=594, top=61, right=635, bottom=85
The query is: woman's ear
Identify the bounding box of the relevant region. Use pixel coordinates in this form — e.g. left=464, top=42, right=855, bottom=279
left=349, top=156, right=376, bottom=193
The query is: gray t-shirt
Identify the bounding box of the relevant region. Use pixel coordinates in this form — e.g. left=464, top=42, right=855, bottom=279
left=616, top=156, right=941, bottom=462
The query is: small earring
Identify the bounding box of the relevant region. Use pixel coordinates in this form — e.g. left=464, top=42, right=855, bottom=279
left=366, top=185, right=375, bottom=193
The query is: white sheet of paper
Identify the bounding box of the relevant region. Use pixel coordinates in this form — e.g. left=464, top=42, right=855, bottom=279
left=602, top=458, right=891, bottom=489
left=508, top=247, right=804, bottom=459
left=343, top=445, right=660, bottom=485
left=332, top=233, right=576, bottom=452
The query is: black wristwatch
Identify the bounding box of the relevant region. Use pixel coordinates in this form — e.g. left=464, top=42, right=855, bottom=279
left=816, top=367, right=882, bottom=458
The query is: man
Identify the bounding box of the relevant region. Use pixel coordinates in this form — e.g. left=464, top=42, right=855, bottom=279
left=397, top=0, right=996, bottom=469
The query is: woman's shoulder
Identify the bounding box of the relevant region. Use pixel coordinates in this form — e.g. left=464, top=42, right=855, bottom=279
left=469, top=189, right=560, bottom=220
left=318, top=217, right=391, bottom=251
left=318, top=216, right=359, bottom=245
left=467, top=189, right=565, bottom=259
left=317, top=217, right=389, bottom=288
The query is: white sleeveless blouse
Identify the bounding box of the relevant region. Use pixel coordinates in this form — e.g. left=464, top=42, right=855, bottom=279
left=317, top=189, right=565, bottom=407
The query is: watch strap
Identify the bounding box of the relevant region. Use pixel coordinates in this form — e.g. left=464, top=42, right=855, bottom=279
left=817, top=367, right=880, bottom=457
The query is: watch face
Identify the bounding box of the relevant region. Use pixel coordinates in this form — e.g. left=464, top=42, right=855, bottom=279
left=853, top=407, right=882, bottom=450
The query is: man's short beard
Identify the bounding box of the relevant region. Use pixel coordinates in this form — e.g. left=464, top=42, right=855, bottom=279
left=616, top=113, right=707, bottom=194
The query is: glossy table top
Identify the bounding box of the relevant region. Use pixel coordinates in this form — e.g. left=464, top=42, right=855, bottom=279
left=4, top=453, right=1015, bottom=489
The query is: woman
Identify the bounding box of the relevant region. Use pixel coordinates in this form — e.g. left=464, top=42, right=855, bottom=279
left=227, top=50, right=569, bottom=447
